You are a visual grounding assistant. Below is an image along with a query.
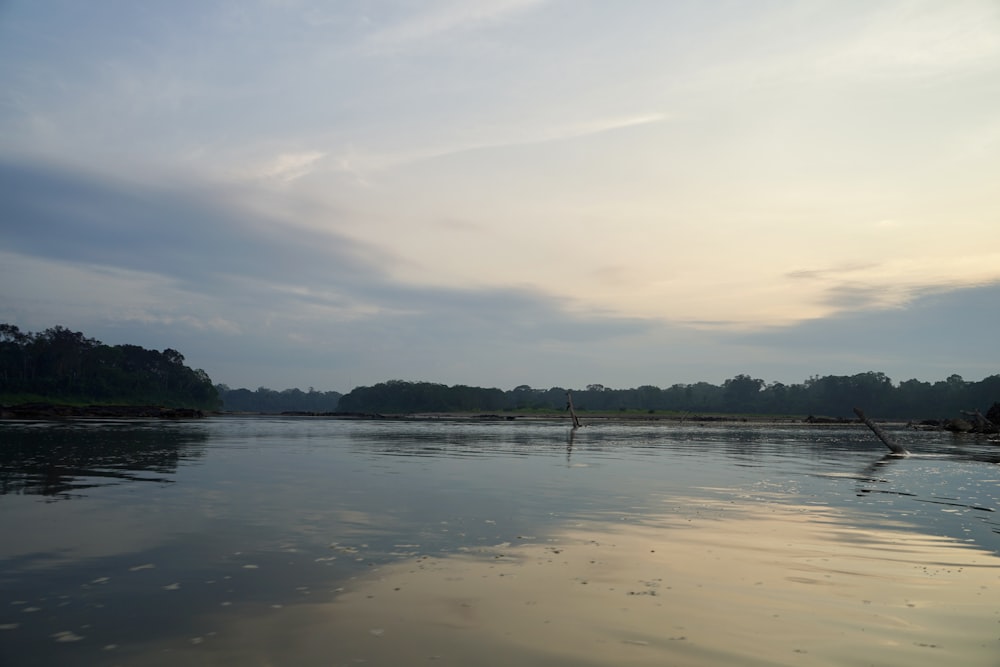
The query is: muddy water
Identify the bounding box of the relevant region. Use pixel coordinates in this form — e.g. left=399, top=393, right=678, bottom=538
left=1, top=418, right=998, bottom=666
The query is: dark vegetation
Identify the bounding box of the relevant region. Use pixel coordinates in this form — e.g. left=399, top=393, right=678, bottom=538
left=0, top=324, right=219, bottom=410
left=216, top=385, right=342, bottom=413
left=3, top=323, right=995, bottom=423
left=338, top=374, right=1000, bottom=421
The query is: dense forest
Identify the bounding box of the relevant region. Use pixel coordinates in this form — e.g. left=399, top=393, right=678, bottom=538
left=3, top=323, right=996, bottom=420
left=338, top=374, right=1000, bottom=420
left=216, top=385, right=342, bottom=413
left=0, top=324, right=219, bottom=409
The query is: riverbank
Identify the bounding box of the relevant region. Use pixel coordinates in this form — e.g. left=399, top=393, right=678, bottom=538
left=240, top=410, right=843, bottom=426
left=0, top=402, right=206, bottom=419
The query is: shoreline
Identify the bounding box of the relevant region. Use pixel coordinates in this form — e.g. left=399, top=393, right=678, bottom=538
left=220, top=410, right=888, bottom=427
left=0, top=402, right=206, bottom=419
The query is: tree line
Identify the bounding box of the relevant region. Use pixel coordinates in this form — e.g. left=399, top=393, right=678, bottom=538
left=0, top=324, right=219, bottom=409
left=337, top=373, right=1000, bottom=420
left=4, top=322, right=996, bottom=419
left=216, top=385, right=342, bottom=413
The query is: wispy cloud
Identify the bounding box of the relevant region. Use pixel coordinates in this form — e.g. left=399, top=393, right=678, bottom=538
left=249, top=151, right=326, bottom=184
left=819, top=1, right=1000, bottom=79
left=541, top=113, right=670, bottom=144
left=333, top=111, right=669, bottom=176
left=419, top=111, right=670, bottom=162
left=124, top=312, right=243, bottom=335
left=3, top=2, right=999, bottom=389
left=785, top=255, right=1000, bottom=316
left=362, top=0, right=547, bottom=53
left=0, top=159, right=665, bottom=387
left=731, top=282, right=1000, bottom=381
left=785, top=262, right=880, bottom=281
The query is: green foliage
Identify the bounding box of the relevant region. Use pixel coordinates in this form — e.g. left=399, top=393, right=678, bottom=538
left=8, top=321, right=991, bottom=420
left=338, top=380, right=505, bottom=413
left=0, top=323, right=220, bottom=409
left=336, top=372, right=1000, bottom=419
left=217, top=385, right=342, bottom=413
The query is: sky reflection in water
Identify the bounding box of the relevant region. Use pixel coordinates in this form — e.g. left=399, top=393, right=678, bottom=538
left=0, top=417, right=997, bottom=666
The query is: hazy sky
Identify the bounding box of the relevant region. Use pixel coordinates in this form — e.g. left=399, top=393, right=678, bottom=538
left=2, top=1, right=998, bottom=392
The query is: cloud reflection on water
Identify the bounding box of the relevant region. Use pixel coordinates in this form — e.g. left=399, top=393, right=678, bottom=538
left=139, top=499, right=1000, bottom=667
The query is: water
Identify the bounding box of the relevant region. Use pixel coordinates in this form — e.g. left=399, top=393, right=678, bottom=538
left=1, top=417, right=998, bottom=666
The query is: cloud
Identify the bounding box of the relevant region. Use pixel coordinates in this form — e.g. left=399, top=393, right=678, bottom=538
left=0, top=159, right=383, bottom=291
left=540, top=113, right=670, bottom=144
left=419, top=111, right=670, bottom=163
left=331, top=111, right=669, bottom=175
left=362, top=0, right=546, bottom=53
left=782, top=255, right=1000, bottom=318
left=0, top=158, right=667, bottom=389
left=3, top=2, right=998, bottom=392
left=3, top=160, right=994, bottom=391
left=729, top=281, right=1000, bottom=381
left=251, top=151, right=326, bottom=184
left=786, top=262, right=880, bottom=281
left=819, top=1, right=1000, bottom=79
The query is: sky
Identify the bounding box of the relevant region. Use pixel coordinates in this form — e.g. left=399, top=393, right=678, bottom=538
left=1, top=0, right=999, bottom=393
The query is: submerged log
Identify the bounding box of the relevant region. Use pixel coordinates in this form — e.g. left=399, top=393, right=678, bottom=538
left=853, top=407, right=908, bottom=455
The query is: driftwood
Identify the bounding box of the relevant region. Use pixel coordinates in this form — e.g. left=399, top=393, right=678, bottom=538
left=566, top=392, right=582, bottom=429
left=853, top=407, right=908, bottom=455
left=960, top=410, right=999, bottom=434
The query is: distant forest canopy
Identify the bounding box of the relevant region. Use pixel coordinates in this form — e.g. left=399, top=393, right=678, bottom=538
left=338, top=374, right=1000, bottom=419
left=3, top=322, right=996, bottom=420
left=0, top=324, right=219, bottom=410
left=216, top=385, right=342, bottom=413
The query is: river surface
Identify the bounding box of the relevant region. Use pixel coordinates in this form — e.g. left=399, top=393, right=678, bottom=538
left=1, top=417, right=998, bottom=666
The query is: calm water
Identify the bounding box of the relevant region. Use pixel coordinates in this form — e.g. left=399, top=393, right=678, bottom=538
left=1, top=417, right=998, bottom=666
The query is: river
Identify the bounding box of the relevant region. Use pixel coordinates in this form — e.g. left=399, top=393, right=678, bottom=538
left=1, top=417, right=998, bottom=666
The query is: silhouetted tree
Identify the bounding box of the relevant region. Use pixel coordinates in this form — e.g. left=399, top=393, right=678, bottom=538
left=0, top=323, right=219, bottom=409
left=326, top=372, right=997, bottom=418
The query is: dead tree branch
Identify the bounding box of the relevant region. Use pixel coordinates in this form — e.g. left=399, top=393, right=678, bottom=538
left=853, top=407, right=908, bottom=455
left=566, top=391, right=582, bottom=429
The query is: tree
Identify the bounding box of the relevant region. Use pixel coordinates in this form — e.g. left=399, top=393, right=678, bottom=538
left=722, top=374, right=765, bottom=412
left=0, top=323, right=219, bottom=409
